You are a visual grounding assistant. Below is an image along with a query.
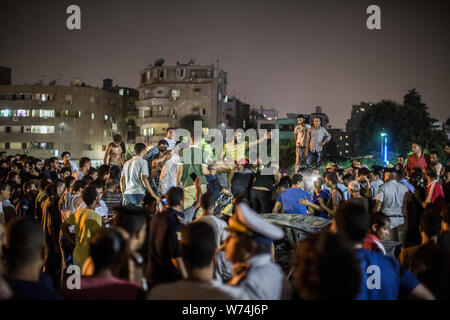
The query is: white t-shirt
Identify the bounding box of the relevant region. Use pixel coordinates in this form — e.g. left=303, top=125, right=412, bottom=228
left=121, top=156, right=149, bottom=195
left=72, top=170, right=85, bottom=181
left=159, top=153, right=180, bottom=195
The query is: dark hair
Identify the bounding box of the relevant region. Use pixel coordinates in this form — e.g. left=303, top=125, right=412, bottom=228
left=420, top=211, right=441, bottom=238
left=88, top=167, right=98, bottom=176
left=425, top=167, right=437, bottom=180
left=90, top=179, right=105, bottom=190
left=0, top=181, right=10, bottom=192
left=412, top=141, right=422, bottom=149
left=167, top=187, right=184, bottom=208
left=61, top=151, right=70, bottom=158
left=372, top=170, right=382, bottom=178
left=180, top=222, right=217, bottom=270
left=134, top=143, right=146, bottom=155
left=335, top=199, right=370, bottom=243
left=79, top=157, right=91, bottom=169
left=39, top=177, right=50, bottom=190
left=359, top=167, right=370, bottom=176
left=23, top=181, right=35, bottom=193
left=53, top=178, right=65, bottom=190
left=166, top=127, right=175, bottom=133
left=370, top=212, right=390, bottom=231
left=110, top=165, right=121, bottom=180
left=325, top=172, right=338, bottom=185
left=98, top=165, right=110, bottom=177
left=297, top=115, right=305, bottom=119
left=113, top=134, right=123, bottom=143
left=48, top=157, right=58, bottom=164
left=430, top=150, right=439, bottom=157
left=64, top=176, right=76, bottom=189
left=44, top=183, right=57, bottom=198
left=113, top=206, right=148, bottom=237
left=293, top=231, right=362, bottom=300
left=395, top=168, right=405, bottom=179
left=200, top=192, right=216, bottom=212
left=60, top=167, right=72, bottom=176
left=5, top=220, right=44, bottom=269
left=81, top=175, right=93, bottom=185
left=398, top=155, right=405, bottom=159
left=82, top=186, right=98, bottom=206
left=73, top=180, right=87, bottom=193
left=6, top=171, right=18, bottom=183
left=343, top=173, right=354, bottom=184
left=158, top=139, right=169, bottom=147
left=89, top=228, right=125, bottom=274
left=106, top=181, right=116, bottom=190
left=292, top=174, right=303, bottom=185
left=278, top=176, right=292, bottom=189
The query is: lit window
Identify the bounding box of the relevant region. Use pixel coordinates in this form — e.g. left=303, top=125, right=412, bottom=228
left=119, top=89, right=124, bottom=96
left=104, top=115, right=109, bottom=120
left=32, top=110, right=55, bottom=118
left=78, top=111, right=82, bottom=118
left=91, top=113, right=95, bottom=120
left=0, top=109, right=11, bottom=117
left=17, top=110, right=29, bottom=117
left=31, top=125, right=55, bottom=134
left=90, top=96, right=95, bottom=103
left=361, top=108, right=365, bottom=111
left=112, top=123, right=117, bottom=131
left=66, top=95, right=72, bottom=102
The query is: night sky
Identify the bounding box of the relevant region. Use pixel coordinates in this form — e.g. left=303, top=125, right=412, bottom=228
left=1, top=0, right=448, bottom=129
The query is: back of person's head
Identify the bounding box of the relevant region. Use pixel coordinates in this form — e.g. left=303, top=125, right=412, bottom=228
left=180, top=222, right=217, bottom=271
left=73, top=180, right=87, bottom=193
left=395, top=168, right=405, bottom=180
left=22, top=181, right=34, bottom=194
left=90, top=179, right=105, bottom=190
left=82, top=186, right=98, bottom=206
left=79, top=157, right=90, bottom=169
left=359, top=167, right=370, bottom=176
left=278, top=176, right=292, bottom=189
left=60, top=167, right=72, bottom=176
left=89, top=227, right=127, bottom=274
left=134, top=143, right=146, bottom=155
left=98, top=165, right=110, bottom=177
left=0, top=181, right=10, bottom=193
left=110, top=165, right=121, bottom=180
left=342, top=173, right=354, bottom=185
left=200, top=192, right=216, bottom=212
left=44, top=183, right=57, bottom=199
left=420, top=211, right=442, bottom=239
left=425, top=167, right=437, bottom=180
left=81, top=175, right=93, bottom=185
left=167, top=187, right=184, bottom=208
left=335, top=199, right=370, bottom=243
left=6, top=171, right=18, bottom=183
left=106, top=181, right=116, bottom=191
left=293, top=231, right=362, bottom=300
left=348, top=181, right=361, bottom=193
left=64, top=176, right=76, bottom=189
left=113, top=206, right=148, bottom=238
left=61, top=151, right=70, bottom=158
left=158, top=139, right=169, bottom=147
left=5, top=220, right=44, bottom=270
left=292, top=174, right=303, bottom=186
left=325, top=172, right=338, bottom=185
left=88, top=167, right=97, bottom=176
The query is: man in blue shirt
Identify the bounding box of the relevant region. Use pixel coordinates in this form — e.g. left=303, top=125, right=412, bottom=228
left=273, top=174, right=311, bottom=214
left=332, top=199, right=434, bottom=300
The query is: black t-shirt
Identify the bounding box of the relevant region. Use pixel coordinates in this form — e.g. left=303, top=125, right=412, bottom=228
left=231, top=171, right=254, bottom=197
left=5, top=273, right=62, bottom=300
left=146, top=208, right=184, bottom=287
left=252, top=170, right=275, bottom=189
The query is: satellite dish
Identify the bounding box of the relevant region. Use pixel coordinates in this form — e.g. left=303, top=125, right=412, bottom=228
left=154, top=59, right=165, bottom=67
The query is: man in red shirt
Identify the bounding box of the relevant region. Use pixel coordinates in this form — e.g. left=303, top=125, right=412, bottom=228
left=423, top=167, right=445, bottom=215
left=406, top=142, right=430, bottom=177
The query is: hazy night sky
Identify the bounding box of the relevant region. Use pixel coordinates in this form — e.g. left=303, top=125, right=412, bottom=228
left=0, top=0, right=448, bottom=128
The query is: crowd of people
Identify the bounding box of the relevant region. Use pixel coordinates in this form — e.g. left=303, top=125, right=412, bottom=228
left=0, top=127, right=449, bottom=300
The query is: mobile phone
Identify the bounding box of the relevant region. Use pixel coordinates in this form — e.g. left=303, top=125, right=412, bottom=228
left=190, top=172, right=198, bottom=181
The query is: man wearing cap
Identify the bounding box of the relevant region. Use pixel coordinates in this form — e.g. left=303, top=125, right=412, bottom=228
left=224, top=203, right=291, bottom=300
left=294, top=115, right=311, bottom=173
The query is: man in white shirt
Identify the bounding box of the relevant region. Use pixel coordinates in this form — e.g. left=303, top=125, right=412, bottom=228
left=72, top=157, right=91, bottom=181
left=164, top=127, right=177, bottom=151
left=121, top=143, right=161, bottom=206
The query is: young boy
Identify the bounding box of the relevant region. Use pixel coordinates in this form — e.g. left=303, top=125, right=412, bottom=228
left=363, top=212, right=390, bottom=255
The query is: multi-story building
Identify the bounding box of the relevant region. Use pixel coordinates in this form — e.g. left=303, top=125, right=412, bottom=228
left=0, top=71, right=135, bottom=160
left=102, top=79, right=139, bottom=144
left=346, top=102, right=371, bottom=156
left=136, top=61, right=228, bottom=145
left=224, top=96, right=250, bottom=130
left=328, top=128, right=351, bottom=158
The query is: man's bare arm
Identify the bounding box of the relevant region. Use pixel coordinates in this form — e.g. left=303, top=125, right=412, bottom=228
left=103, top=144, right=111, bottom=165
left=141, top=174, right=160, bottom=202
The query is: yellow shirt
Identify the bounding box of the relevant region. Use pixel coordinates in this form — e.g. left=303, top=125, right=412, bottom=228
left=223, top=141, right=247, bottom=163
left=66, top=207, right=102, bottom=265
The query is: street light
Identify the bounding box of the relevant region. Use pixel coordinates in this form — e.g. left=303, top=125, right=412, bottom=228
left=380, top=131, right=388, bottom=164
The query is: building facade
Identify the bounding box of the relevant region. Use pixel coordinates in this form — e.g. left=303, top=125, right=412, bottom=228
left=136, top=61, right=228, bottom=145
left=224, top=96, right=250, bottom=130
left=0, top=76, right=134, bottom=160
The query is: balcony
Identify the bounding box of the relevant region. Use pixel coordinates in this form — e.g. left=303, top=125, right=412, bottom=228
left=136, top=98, right=169, bottom=108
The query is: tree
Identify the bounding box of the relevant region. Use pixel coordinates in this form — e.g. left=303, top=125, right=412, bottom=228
left=354, top=89, right=447, bottom=157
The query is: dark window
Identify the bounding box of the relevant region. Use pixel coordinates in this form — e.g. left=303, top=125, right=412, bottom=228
left=141, top=73, right=146, bottom=84
left=5, top=127, right=11, bottom=133
left=22, top=143, right=27, bottom=149
left=46, top=143, right=54, bottom=150
left=5, top=143, right=10, bottom=149
left=202, top=108, right=206, bottom=115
